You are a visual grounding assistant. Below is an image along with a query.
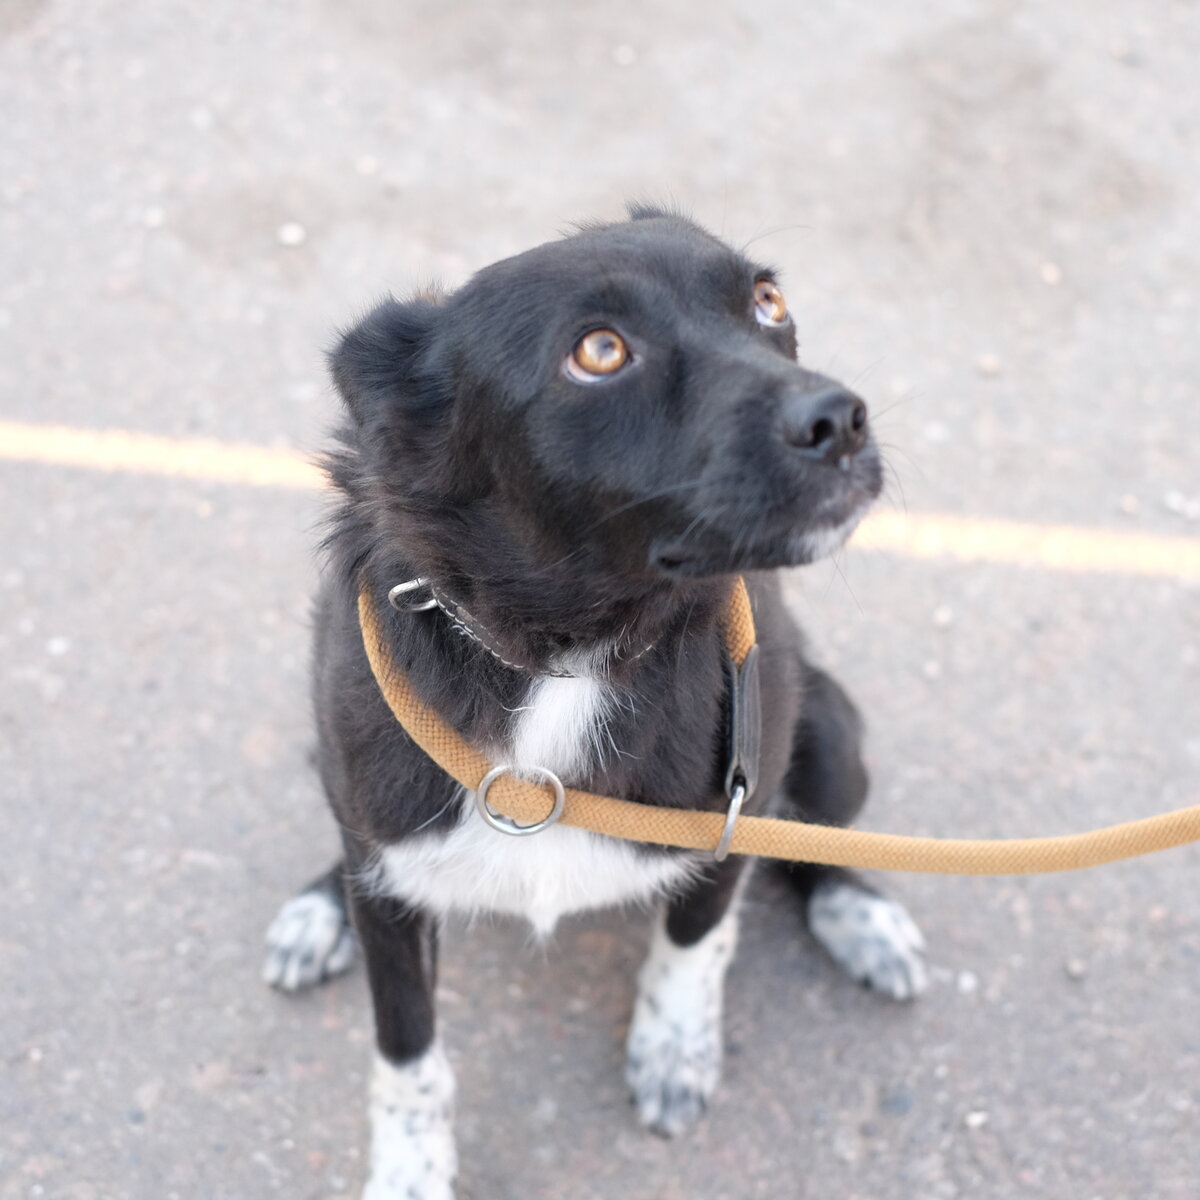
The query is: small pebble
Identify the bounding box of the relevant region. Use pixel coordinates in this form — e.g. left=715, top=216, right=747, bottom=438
left=1117, top=494, right=1140, bottom=516
left=612, top=44, right=637, bottom=66
left=976, top=352, right=1003, bottom=377
left=355, top=154, right=379, bottom=176
left=957, top=970, right=979, bottom=994
left=46, top=636, right=70, bottom=657
left=922, top=660, right=942, bottom=680
left=965, top=1110, right=989, bottom=1130
left=143, top=206, right=165, bottom=229
left=276, top=221, right=307, bottom=248
left=1040, top=261, right=1063, bottom=285
left=933, top=605, right=955, bottom=629
left=1163, top=490, right=1200, bottom=521
left=1064, top=957, right=1088, bottom=981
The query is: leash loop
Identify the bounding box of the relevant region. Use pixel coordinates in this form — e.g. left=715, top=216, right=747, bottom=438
left=475, top=764, right=566, bottom=836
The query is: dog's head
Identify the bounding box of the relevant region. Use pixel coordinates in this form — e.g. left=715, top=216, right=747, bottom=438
left=331, top=207, right=882, bottom=598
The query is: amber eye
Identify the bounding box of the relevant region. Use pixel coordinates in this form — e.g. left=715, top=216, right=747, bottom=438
left=754, top=279, right=788, bottom=326
left=566, top=328, right=629, bottom=381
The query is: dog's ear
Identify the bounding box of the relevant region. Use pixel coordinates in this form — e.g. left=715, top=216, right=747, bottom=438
left=328, top=295, right=446, bottom=432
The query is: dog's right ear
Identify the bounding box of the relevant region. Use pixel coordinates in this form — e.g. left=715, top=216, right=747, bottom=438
left=328, top=295, right=446, bottom=432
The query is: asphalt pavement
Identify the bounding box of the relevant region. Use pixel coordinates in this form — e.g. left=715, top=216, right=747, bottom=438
left=2, top=2, right=1199, bottom=1198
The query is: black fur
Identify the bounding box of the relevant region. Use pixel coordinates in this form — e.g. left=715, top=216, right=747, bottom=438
left=274, top=208, right=911, bottom=1183
left=314, top=209, right=880, bottom=841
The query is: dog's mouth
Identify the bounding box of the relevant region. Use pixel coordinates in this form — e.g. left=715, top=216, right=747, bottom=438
left=642, top=416, right=885, bottom=579
left=648, top=491, right=873, bottom=578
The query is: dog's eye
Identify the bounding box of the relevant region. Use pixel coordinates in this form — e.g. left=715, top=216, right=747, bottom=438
left=566, top=329, right=629, bottom=381
left=754, top=279, right=789, bottom=326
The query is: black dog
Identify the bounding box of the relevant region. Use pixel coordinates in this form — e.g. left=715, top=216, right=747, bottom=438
left=263, top=206, right=926, bottom=1200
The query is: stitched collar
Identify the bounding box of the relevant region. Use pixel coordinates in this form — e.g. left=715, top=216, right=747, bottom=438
left=388, top=577, right=654, bottom=678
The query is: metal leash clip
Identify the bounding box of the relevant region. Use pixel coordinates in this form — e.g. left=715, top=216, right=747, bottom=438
left=388, top=577, right=438, bottom=613
left=714, top=780, right=747, bottom=863
left=715, top=644, right=761, bottom=862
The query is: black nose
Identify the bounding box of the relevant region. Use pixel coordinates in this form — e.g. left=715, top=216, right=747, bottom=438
left=780, top=386, right=869, bottom=463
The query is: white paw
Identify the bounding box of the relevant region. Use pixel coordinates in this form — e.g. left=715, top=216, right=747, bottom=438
left=807, top=881, right=927, bottom=1001
left=364, top=1047, right=457, bottom=1200
left=626, top=997, right=722, bottom=1136
left=262, top=889, right=356, bottom=992
left=625, top=911, right=738, bottom=1137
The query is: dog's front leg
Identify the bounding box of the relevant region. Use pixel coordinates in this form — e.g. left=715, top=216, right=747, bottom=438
left=349, top=882, right=457, bottom=1200
left=626, top=856, right=746, bottom=1136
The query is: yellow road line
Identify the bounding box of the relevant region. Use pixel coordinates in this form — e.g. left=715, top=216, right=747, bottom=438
left=2, top=419, right=1198, bottom=581
left=0, top=420, right=324, bottom=490
left=857, top=511, right=1200, bottom=582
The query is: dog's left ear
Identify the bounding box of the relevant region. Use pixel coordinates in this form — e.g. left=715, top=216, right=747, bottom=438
left=328, top=294, right=448, bottom=434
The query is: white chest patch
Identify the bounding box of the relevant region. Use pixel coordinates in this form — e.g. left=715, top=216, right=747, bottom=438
left=509, top=669, right=613, bottom=782
left=378, top=664, right=696, bottom=935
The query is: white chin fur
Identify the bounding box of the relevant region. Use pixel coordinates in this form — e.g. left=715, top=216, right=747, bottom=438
left=791, top=511, right=864, bottom=563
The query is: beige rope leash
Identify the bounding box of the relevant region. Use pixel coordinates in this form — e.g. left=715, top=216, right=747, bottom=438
left=359, top=584, right=1200, bottom=875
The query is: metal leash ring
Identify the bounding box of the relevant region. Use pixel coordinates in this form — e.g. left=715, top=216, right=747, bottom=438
left=475, top=764, right=566, bottom=837
left=388, top=577, right=438, bottom=613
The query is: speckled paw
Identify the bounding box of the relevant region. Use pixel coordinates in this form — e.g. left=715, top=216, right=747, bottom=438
left=626, top=1024, right=720, bottom=1136
left=363, top=1047, right=458, bottom=1200
left=807, top=880, right=928, bottom=1002
left=262, top=888, right=357, bottom=992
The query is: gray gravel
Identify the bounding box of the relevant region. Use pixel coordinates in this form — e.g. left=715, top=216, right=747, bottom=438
left=2, top=2, right=1199, bottom=1198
